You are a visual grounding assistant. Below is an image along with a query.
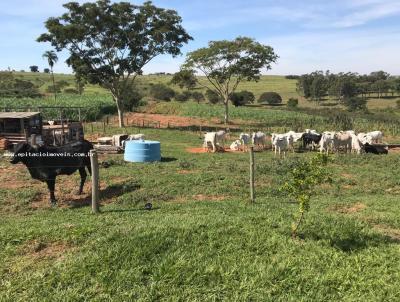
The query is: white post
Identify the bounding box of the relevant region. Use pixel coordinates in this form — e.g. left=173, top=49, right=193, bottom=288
left=249, top=146, right=255, bottom=203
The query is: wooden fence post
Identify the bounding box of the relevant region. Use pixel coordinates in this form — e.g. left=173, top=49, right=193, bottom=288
left=249, top=146, right=255, bottom=203
left=90, top=149, right=100, bottom=214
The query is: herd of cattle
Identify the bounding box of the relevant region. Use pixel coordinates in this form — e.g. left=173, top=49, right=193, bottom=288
left=203, top=129, right=388, bottom=156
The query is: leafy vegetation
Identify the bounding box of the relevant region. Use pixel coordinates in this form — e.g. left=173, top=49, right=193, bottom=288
left=258, top=91, right=282, bottom=105
left=1, top=126, right=400, bottom=300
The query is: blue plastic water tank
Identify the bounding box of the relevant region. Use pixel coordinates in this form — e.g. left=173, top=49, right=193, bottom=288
left=124, top=140, right=161, bottom=162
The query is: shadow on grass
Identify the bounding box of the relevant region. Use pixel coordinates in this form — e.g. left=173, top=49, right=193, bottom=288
left=161, top=157, right=177, bottom=162
left=68, top=181, right=141, bottom=208
left=104, top=206, right=161, bottom=213
left=299, top=229, right=399, bottom=253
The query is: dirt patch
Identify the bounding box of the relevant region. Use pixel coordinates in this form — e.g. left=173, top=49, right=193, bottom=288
left=341, top=173, right=354, bottom=179
left=193, top=194, right=226, bottom=201
left=19, top=240, right=75, bottom=260
left=389, top=147, right=400, bottom=153
left=373, top=224, right=400, bottom=242
left=332, top=202, right=367, bottom=214
left=171, top=194, right=227, bottom=203
left=177, top=170, right=196, bottom=174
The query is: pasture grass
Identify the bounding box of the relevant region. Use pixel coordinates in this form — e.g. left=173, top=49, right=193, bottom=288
left=11, top=72, right=400, bottom=109
left=1, top=126, right=400, bottom=300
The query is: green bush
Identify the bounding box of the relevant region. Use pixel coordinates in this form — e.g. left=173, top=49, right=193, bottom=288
left=150, top=83, right=175, bottom=101
left=174, top=91, right=191, bottom=102
left=205, top=89, right=222, bottom=104
left=287, top=98, right=299, bottom=108
left=64, top=88, right=79, bottom=94
left=121, top=87, right=144, bottom=111
left=258, top=92, right=282, bottom=105
left=230, top=90, right=255, bottom=107
left=343, top=97, right=367, bottom=112
left=0, top=73, right=41, bottom=98
left=190, top=91, right=205, bottom=104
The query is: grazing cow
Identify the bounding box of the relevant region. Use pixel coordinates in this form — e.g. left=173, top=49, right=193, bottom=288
left=10, top=140, right=93, bottom=205
left=230, top=140, right=242, bottom=151
left=252, top=131, right=267, bottom=150
left=357, top=133, right=368, bottom=145
left=203, top=132, right=217, bottom=152
left=333, top=132, right=352, bottom=153
left=302, top=133, right=322, bottom=150
left=239, top=133, right=251, bottom=152
left=319, top=132, right=335, bottom=154
left=284, top=131, right=303, bottom=152
left=216, top=130, right=227, bottom=148
left=364, top=143, right=388, bottom=154
left=272, top=134, right=289, bottom=158
left=128, top=134, right=145, bottom=140
left=366, top=131, right=383, bottom=144
left=350, top=133, right=363, bottom=154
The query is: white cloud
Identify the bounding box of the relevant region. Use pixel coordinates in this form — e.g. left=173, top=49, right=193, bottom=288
left=333, top=1, right=400, bottom=28
left=264, top=27, right=400, bottom=75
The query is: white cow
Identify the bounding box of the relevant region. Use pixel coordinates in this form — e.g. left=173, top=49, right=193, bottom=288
left=357, top=133, right=368, bottom=145
left=239, top=133, right=251, bottom=152
left=230, top=140, right=242, bottom=151
left=203, top=132, right=217, bottom=152
left=216, top=130, right=227, bottom=148
left=272, top=134, right=289, bottom=158
left=128, top=134, right=145, bottom=140
left=252, top=131, right=267, bottom=150
left=350, top=133, right=363, bottom=154
left=284, top=131, right=303, bottom=152
left=333, top=132, right=352, bottom=153
left=319, top=132, right=335, bottom=154
left=345, top=130, right=355, bottom=135
left=366, top=131, right=383, bottom=144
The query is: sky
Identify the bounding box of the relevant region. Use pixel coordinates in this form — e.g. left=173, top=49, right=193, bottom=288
left=0, top=0, right=399, bottom=75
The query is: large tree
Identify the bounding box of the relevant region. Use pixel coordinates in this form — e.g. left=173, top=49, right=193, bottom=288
left=37, top=0, right=192, bottom=127
left=42, top=50, right=58, bottom=101
left=179, top=37, right=278, bottom=124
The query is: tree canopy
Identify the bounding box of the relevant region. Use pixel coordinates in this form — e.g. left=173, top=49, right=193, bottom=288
left=179, top=36, right=278, bottom=123
left=37, top=0, right=192, bottom=127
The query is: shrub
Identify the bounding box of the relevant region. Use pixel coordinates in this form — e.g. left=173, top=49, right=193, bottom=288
left=205, top=89, right=222, bottom=104
left=258, top=92, right=282, bottom=105
left=285, top=75, right=300, bottom=80
left=0, top=73, right=41, bottom=98
left=121, top=86, right=144, bottom=111
left=64, top=88, right=79, bottom=94
left=174, top=91, right=191, bottom=102
left=150, top=83, right=175, bottom=101
left=190, top=91, right=205, bottom=104
left=287, top=98, right=299, bottom=108
left=343, top=97, right=367, bottom=112
left=230, top=90, right=255, bottom=107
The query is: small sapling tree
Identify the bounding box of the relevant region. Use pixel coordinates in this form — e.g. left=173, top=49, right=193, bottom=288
left=280, top=154, right=330, bottom=239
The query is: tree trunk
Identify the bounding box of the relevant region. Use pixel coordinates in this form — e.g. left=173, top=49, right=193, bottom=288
left=51, top=69, right=57, bottom=102
left=224, top=99, right=229, bottom=125
left=115, top=97, right=125, bottom=128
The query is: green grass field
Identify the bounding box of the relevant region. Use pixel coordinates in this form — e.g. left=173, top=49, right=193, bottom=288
left=9, top=72, right=400, bottom=110
left=1, top=126, right=400, bottom=300
left=1, top=72, right=400, bottom=300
